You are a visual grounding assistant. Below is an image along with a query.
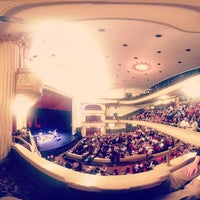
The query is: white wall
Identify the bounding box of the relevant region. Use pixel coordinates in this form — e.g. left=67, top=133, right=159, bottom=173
left=106, top=104, right=142, bottom=117
left=103, top=87, right=144, bottom=99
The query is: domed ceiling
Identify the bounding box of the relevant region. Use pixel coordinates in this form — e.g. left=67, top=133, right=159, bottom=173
left=0, top=0, right=200, bottom=99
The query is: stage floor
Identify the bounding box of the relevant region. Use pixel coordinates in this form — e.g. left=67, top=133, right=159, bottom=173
left=33, top=131, right=75, bottom=152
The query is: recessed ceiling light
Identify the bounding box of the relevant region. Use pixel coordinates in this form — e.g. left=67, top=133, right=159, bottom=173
left=122, top=43, right=128, bottom=47
left=98, top=28, right=106, bottom=32
left=155, top=34, right=162, bottom=38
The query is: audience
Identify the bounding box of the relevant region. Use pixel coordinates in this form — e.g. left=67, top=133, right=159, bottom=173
left=69, top=127, right=174, bottom=164
left=131, top=101, right=200, bottom=131
left=46, top=126, right=196, bottom=176
left=13, top=101, right=199, bottom=179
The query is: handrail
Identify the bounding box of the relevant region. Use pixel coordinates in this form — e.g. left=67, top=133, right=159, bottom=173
left=64, top=145, right=185, bottom=167
left=28, top=132, right=41, bottom=156
left=12, top=143, right=172, bottom=192
left=120, top=68, right=200, bottom=101
left=13, top=134, right=41, bottom=157
left=13, top=136, right=32, bottom=152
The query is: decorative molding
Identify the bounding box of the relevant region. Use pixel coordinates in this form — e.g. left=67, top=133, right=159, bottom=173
left=131, top=61, right=152, bottom=72
left=0, top=33, right=26, bottom=46
left=16, top=68, right=43, bottom=103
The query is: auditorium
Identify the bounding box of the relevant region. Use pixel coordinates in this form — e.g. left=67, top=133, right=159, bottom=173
left=1, top=1, right=200, bottom=200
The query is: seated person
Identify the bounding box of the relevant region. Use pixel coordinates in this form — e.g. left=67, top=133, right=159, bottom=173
left=161, top=148, right=200, bottom=200
left=179, top=117, right=190, bottom=129
left=189, top=118, right=199, bottom=131
left=20, top=127, right=30, bottom=143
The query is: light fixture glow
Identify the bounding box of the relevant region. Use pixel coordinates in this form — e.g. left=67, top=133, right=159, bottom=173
left=182, top=81, right=200, bottom=98
left=13, top=95, right=33, bottom=116
left=131, top=61, right=152, bottom=72
left=135, top=64, right=149, bottom=71
left=29, top=21, right=111, bottom=98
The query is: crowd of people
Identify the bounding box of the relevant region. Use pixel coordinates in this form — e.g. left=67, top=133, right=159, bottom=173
left=45, top=126, right=196, bottom=176
left=52, top=143, right=194, bottom=176
left=49, top=154, right=157, bottom=175
left=13, top=101, right=200, bottom=198
left=131, top=101, right=200, bottom=131
left=69, top=127, right=174, bottom=163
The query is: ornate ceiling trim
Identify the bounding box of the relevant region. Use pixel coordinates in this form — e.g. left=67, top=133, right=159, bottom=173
left=1, top=1, right=200, bottom=33
left=0, top=33, right=25, bottom=45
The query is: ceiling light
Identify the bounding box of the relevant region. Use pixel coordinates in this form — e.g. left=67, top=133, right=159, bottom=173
left=136, top=64, right=148, bottom=71
left=131, top=61, right=152, bottom=72
left=155, top=34, right=162, bottom=38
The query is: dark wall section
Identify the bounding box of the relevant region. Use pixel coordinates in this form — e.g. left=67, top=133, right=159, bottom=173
left=27, top=108, right=72, bottom=133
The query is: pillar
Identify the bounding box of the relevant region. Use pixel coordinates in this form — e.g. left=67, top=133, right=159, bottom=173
left=0, top=34, right=21, bottom=160
left=72, top=97, right=82, bottom=135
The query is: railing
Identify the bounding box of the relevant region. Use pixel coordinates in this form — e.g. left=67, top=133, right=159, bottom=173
left=13, top=131, right=41, bottom=157
left=64, top=144, right=189, bottom=167
left=125, top=119, right=200, bottom=133
left=13, top=136, right=32, bottom=152
left=120, top=68, right=200, bottom=101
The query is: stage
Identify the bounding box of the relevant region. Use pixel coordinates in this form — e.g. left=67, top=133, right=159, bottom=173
left=33, top=130, right=78, bottom=157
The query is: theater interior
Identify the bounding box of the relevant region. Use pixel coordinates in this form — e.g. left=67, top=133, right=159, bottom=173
left=1, top=1, right=200, bottom=200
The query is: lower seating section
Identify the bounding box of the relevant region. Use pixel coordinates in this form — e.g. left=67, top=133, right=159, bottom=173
left=46, top=126, right=196, bottom=176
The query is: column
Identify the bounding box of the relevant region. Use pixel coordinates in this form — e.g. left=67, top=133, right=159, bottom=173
left=72, top=97, right=82, bottom=135
left=15, top=67, right=43, bottom=130
left=0, top=34, right=21, bottom=160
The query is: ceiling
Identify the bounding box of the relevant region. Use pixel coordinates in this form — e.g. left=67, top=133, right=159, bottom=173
left=32, top=89, right=72, bottom=111
left=1, top=0, right=200, bottom=99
